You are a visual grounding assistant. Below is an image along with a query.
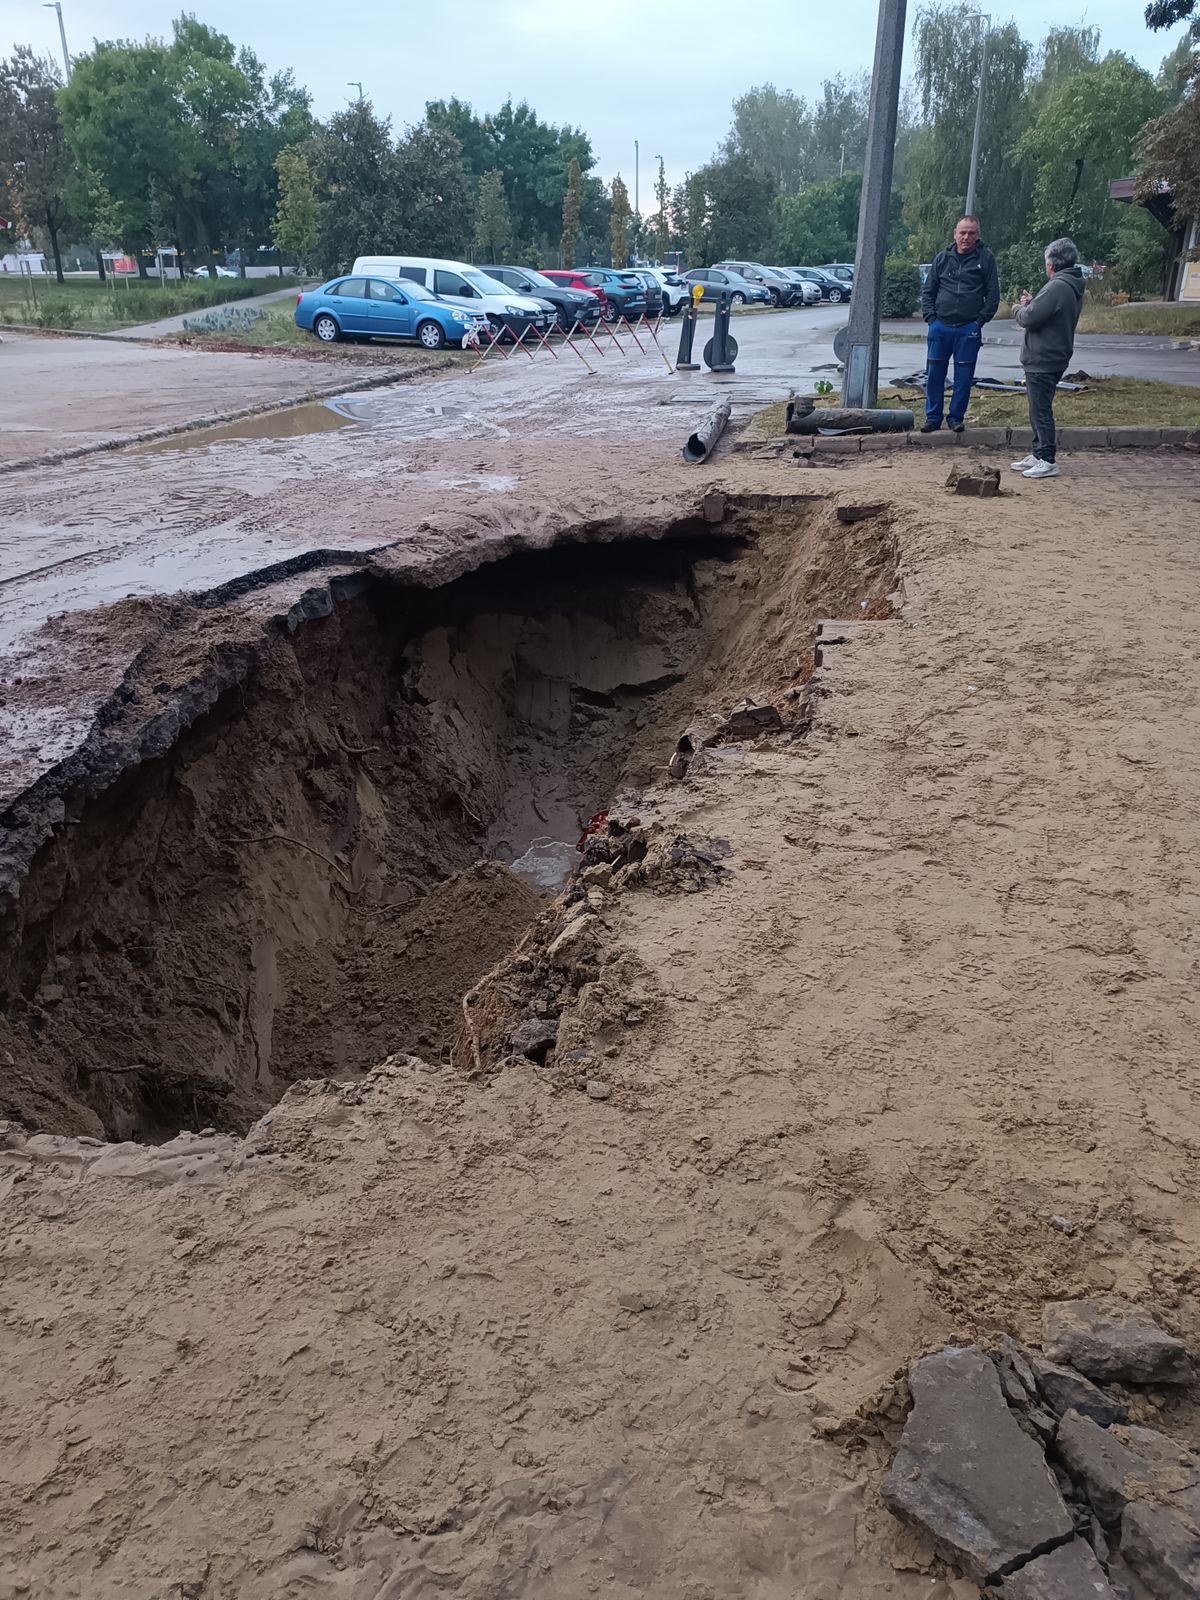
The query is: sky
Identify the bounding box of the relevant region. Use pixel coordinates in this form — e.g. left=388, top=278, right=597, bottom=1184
left=1, top=0, right=1190, bottom=201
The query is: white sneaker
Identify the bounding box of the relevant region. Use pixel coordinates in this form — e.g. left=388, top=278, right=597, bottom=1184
left=1023, top=460, right=1060, bottom=479
left=1010, top=454, right=1037, bottom=471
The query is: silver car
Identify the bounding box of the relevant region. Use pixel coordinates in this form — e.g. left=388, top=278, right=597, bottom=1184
left=712, top=260, right=800, bottom=306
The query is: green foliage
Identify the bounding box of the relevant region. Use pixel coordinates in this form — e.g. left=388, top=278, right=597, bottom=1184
left=473, top=169, right=511, bottom=263
left=1015, top=52, right=1164, bottom=260
left=560, top=157, right=583, bottom=267
left=272, top=145, right=318, bottom=267
left=653, top=157, right=669, bottom=262
left=814, top=378, right=834, bottom=396
left=1109, top=204, right=1170, bottom=295
left=36, top=295, right=79, bottom=327
left=1136, top=47, right=1200, bottom=221
left=721, top=78, right=868, bottom=199
left=610, top=174, right=631, bottom=267
left=881, top=256, right=921, bottom=317
left=995, top=240, right=1046, bottom=299
left=0, top=46, right=73, bottom=281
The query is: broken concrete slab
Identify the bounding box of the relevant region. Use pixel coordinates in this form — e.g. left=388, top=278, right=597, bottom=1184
left=946, top=464, right=1001, bottom=497
left=1030, top=1356, right=1128, bottom=1428
left=999, top=1537, right=1118, bottom=1599
left=1056, top=1412, right=1200, bottom=1527
left=724, top=699, right=784, bottom=739
left=1042, top=1300, right=1191, bottom=1386
left=883, top=1344, right=1074, bottom=1583
left=1121, top=1500, right=1200, bottom=1600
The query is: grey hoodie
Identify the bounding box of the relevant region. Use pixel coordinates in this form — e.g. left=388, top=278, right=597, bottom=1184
left=1014, top=266, right=1084, bottom=373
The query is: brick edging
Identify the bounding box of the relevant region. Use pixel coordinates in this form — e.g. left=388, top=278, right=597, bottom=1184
left=794, top=425, right=1200, bottom=455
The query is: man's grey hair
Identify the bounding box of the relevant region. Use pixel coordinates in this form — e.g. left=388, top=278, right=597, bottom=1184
left=1045, top=237, right=1079, bottom=271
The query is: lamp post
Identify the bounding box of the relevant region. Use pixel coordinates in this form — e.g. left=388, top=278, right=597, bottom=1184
left=348, top=81, right=363, bottom=104
left=840, top=0, right=907, bottom=407
left=964, top=14, right=990, bottom=217
left=43, top=1, right=70, bottom=78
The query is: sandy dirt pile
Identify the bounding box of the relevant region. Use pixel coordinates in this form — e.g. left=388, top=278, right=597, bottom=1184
left=3, top=452, right=1200, bottom=1598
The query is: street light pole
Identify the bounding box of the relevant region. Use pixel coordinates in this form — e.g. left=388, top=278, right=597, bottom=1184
left=348, top=81, right=363, bottom=104
left=634, top=140, right=639, bottom=233
left=964, top=15, right=990, bottom=217
left=43, top=1, right=70, bottom=79
left=840, top=0, right=907, bottom=407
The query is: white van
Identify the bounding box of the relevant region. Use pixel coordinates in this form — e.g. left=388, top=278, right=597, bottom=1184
left=351, top=255, right=553, bottom=340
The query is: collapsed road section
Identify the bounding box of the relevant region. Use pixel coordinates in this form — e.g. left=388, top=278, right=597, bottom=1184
left=0, top=497, right=901, bottom=1143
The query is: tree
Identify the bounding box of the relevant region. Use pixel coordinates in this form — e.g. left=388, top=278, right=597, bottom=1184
left=560, top=156, right=583, bottom=266
left=1144, top=0, right=1196, bottom=31
left=273, top=144, right=318, bottom=268
left=0, top=47, right=73, bottom=282
left=653, top=157, right=669, bottom=261
left=610, top=173, right=631, bottom=266
left=808, top=74, right=871, bottom=181
left=392, top=121, right=472, bottom=257
left=683, top=171, right=709, bottom=265
left=1136, top=47, right=1200, bottom=221
left=473, top=168, right=511, bottom=262
left=904, top=5, right=1033, bottom=258
left=1015, top=52, right=1164, bottom=260
left=309, top=101, right=398, bottom=274
left=723, top=84, right=811, bottom=194
left=703, top=152, right=777, bottom=260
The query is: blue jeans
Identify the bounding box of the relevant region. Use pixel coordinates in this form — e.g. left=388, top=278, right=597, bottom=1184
left=925, top=318, right=982, bottom=428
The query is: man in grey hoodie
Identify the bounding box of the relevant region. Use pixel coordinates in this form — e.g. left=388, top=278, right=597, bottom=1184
left=1011, top=237, right=1085, bottom=480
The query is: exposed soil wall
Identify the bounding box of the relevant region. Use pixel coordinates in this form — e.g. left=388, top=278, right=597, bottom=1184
left=0, top=502, right=900, bottom=1143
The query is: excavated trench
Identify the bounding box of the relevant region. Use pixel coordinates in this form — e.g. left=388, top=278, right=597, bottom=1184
left=0, top=501, right=900, bottom=1142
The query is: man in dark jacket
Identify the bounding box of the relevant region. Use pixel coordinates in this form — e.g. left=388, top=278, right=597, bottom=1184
left=920, top=216, right=1000, bottom=433
left=1010, top=236, right=1085, bottom=480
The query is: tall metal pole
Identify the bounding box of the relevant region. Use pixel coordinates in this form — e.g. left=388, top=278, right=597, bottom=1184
left=964, top=17, right=990, bottom=217
left=43, top=2, right=70, bottom=78
left=634, top=141, right=639, bottom=231
left=841, top=0, right=907, bottom=407
left=348, top=81, right=363, bottom=104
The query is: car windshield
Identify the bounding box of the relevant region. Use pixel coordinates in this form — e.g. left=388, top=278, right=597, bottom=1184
left=464, top=269, right=508, bottom=295
left=398, top=280, right=440, bottom=302
left=516, top=269, right=557, bottom=290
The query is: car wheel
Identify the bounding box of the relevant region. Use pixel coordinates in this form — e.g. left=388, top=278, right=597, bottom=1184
left=602, top=301, right=619, bottom=323
left=417, top=319, right=446, bottom=350
left=313, top=313, right=340, bottom=343
left=768, top=289, right=780, bottom=306
left=828, top=287, right=844, bottom=304
left=730, top=292, right=746, bottom=307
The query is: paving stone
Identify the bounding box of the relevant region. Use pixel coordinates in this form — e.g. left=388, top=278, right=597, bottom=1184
left=1029, top=1356, right=1128, bottom=1427
left=810, top=436, right=862, bottom=454
left=1122, top=1500, right=1200, bottom=1600
left=1107, top=427, right=1162, bottom=449
left=999, top=1537, right=1118, bottom=1599
left=883, top=1345, right=1073, bottom=1583
left=1042, top=1299, right=1191, bottom=1386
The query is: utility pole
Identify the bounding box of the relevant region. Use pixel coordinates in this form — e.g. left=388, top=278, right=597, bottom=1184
left=348, top=81, right=363, bottom=104
left=840, top=0, right=907, bottom=407
left=964, top=15, right=990, bottom=217
left=43, top=2, right=70, bottom=77
left=634, top=140, right=640, bottom=241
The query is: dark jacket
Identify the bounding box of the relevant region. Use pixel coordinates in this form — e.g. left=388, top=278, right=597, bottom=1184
left=921, top=241, right=1000, bottom=327
left=1013, top=266, right=1084, bottom=373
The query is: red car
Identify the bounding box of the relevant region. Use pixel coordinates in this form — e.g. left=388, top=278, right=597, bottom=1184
left=540, top=268, right=648, bottom=323
left=540, top=269, right=615, bottom=319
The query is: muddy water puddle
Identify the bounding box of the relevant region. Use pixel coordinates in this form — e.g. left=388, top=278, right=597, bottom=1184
left=136, top=398, right=362, bottom=453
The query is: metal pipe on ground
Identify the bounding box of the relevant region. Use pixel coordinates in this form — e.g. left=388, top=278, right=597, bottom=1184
left=785, top=402, right=914, bottom=435
left=682, top=400, right=732, bottom=463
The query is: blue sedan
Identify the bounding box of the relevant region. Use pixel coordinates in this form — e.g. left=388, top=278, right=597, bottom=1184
left=295, top=275, right=491, bottom=349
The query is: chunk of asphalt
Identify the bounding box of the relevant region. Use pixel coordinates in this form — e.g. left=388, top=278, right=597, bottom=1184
left=1121, top=1500, right=1200, bottom=1600
left=1042, top=1299, right=1192, bottom=1386
left=883, top=1344, right=1074, bottom=1583
left=999, top=1536, right=1118, bottom=1599
left=1029, top=1356, right=1128, bottom=1427
left=1056, top=1411, right=1200, bottom=1527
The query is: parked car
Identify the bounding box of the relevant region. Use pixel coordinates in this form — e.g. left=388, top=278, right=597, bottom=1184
left=788, top=266, right=850, bottom=304
left=540, top=268, right=648, bottom=323
left=623, top=269, right=664, bottom=318
left=192, top=263, right=237, bottom=279
left=712, top=260, right=799, bottom=306
left=645, top=267, right=690, bottom=315
left=821, top=262, right=855, bottom=284
left=683, top=267, right=772, bottom=306
left=351, top=255, right=552, bottom=341
left=486, top=264, right=601, bottom=329
left=295, top=275, right=491, bottom=348
left=770, top=268, right=822, bottom=305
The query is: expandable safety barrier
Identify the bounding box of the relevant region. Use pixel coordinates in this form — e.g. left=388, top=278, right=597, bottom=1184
left=464, top=313, right=675, bottom=376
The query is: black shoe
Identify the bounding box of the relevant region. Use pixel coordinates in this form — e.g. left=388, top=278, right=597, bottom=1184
left=920, top=422, right=941, bottom=434
left=949, top=422, right=965, bottom=434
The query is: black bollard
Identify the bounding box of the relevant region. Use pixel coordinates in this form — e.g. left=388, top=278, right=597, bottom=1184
left=703, top=292, right=737, bottom=372
left=676, top=296, right=700, bottom=371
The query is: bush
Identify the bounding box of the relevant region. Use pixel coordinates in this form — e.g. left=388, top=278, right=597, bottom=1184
left=881, top=256, right=920, bottom=318
left=36, top=298, right=81, bottom=330
left=996, top=241, right=1046, bottom=303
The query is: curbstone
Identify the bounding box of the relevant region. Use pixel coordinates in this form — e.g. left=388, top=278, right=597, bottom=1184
left=1157, top=427, right=1191, bottom=447
left=1107, top=426, right=1162, bottom=449
left=1008, top=426, right=1034, bottom=450
left=963, top=427, right=1009, bottom=448
left=1056, top=427, right=1106, bottom=451
left=908, top=431, right=961, bottom=447
left=859, top=433, right=908, bottom=451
